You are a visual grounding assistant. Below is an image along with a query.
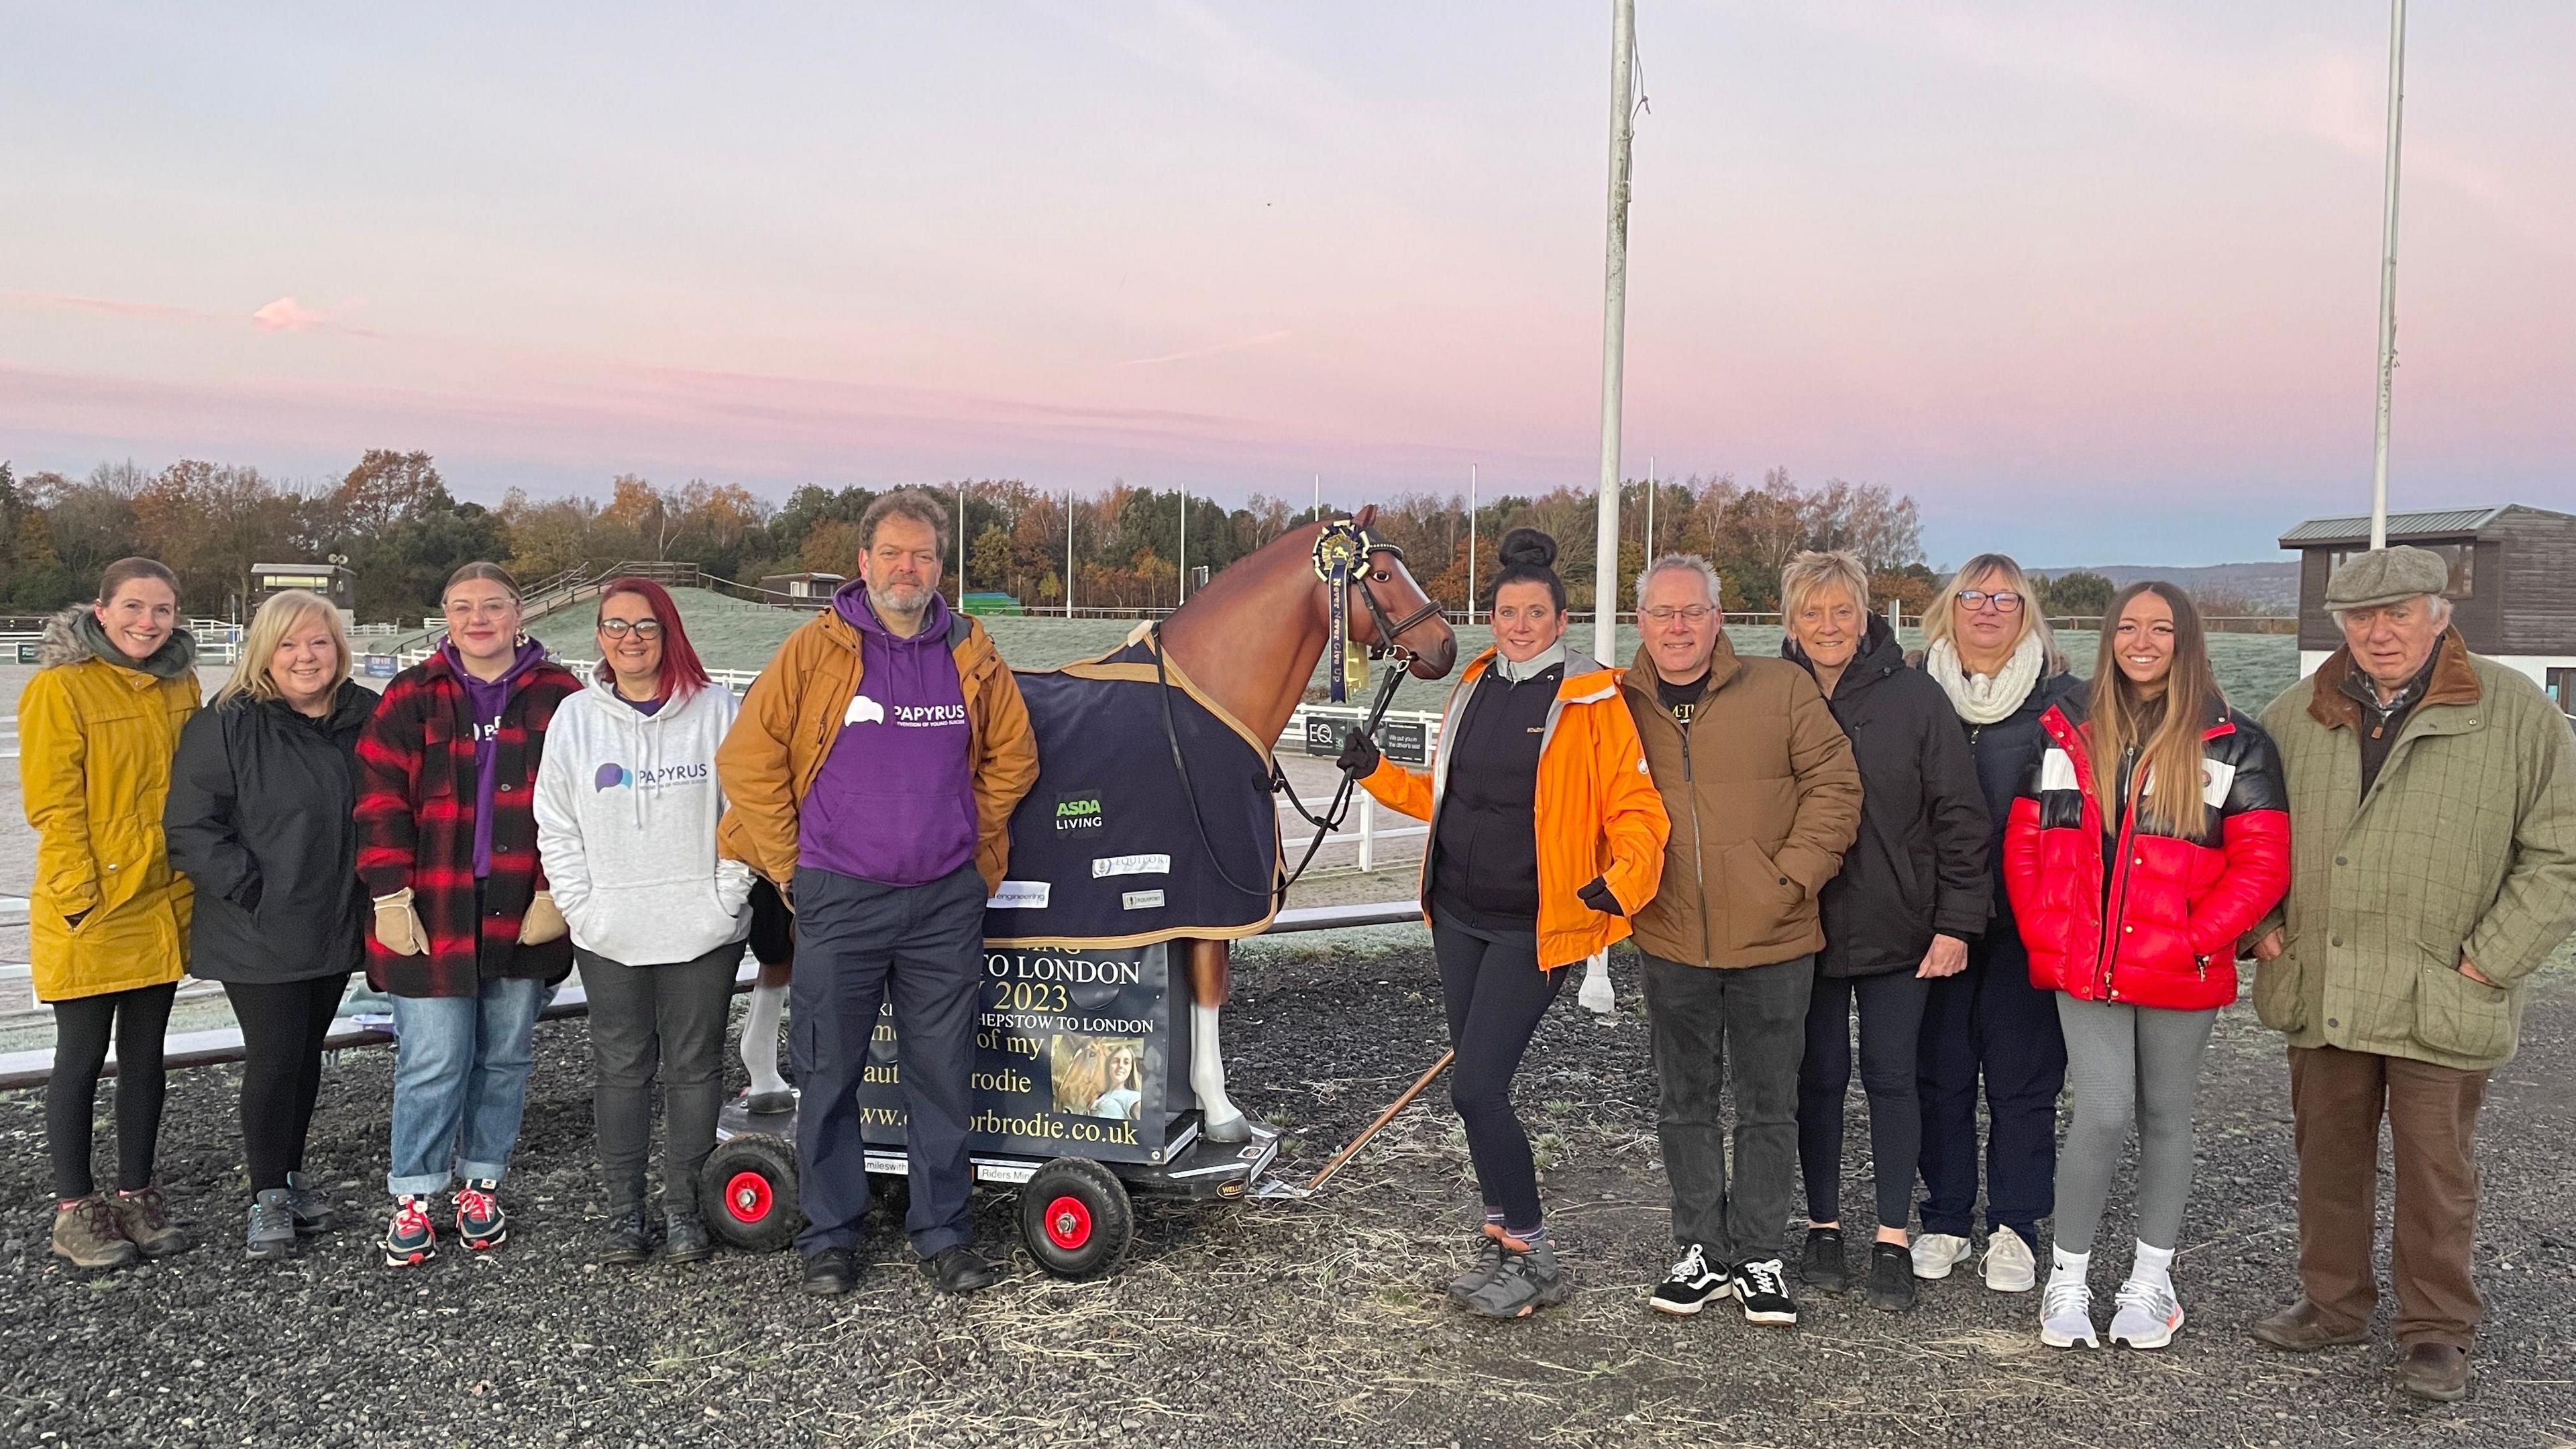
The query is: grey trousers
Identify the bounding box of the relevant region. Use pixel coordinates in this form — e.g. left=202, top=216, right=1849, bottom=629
left=1642, top=953, right=1814, bottom=1265
left=579, top=941, right=743, bottom=1214
left=2051, top=994, right=2219, bottom=1255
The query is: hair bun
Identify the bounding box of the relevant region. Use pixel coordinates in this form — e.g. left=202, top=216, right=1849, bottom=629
left=1497, top=528, right=1558, bottom=570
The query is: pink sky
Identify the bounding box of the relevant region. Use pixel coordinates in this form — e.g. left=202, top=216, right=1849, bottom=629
left=3, top=3, right=2570, bottom=564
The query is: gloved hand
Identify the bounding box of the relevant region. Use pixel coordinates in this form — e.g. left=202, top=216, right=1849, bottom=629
left=372, top=888, right=428, bottom=957
left=519, top=890, right=568, bottom=946
left=1577, top=875, right=1624, bottom=916
left=1336, top=727, right=1382, bottom=778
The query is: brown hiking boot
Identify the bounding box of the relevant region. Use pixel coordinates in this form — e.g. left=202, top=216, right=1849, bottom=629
left=109, top=1187, right=192, bottom=1258
left=2398, top=1342, right=2471, bottom=1402
left=52, top=1195, right=141, bottom=1270
left=2250, top=1297, right=2368, bottom=1352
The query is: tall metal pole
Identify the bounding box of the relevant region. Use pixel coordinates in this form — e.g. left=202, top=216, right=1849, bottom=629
left=1313, top=472, right=1321, bottom=522
left=1178, top=482, right=1189, bottom=604
left=2369, top=0, right=2408, bottom=550
left=1591, top=0, right=1638, bottom=665
left=1065, top=488, right=1075, bottom=618
left=1468, top=463, right=1478, bottom=626
left=957, top=485, right=967, bottom=599
left=1645, top=453, right=1656, bottom=559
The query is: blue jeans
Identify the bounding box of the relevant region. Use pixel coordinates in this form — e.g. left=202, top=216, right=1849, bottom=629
left=386, top=976, right=546, bottom=1198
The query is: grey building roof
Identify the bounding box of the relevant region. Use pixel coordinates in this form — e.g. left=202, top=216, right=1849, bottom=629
left=2278, top=506, right=2509, bottom=547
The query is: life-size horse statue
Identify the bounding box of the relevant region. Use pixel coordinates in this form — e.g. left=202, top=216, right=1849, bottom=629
left=988, top=508, right=1456, bottom=1142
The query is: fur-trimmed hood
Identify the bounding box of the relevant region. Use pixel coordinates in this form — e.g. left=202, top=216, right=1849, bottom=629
left=38, top=604, right=199, bottom=678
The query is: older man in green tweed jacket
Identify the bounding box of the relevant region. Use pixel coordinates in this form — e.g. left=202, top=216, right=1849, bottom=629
left=2242, top=545, right=2576, bottom=1403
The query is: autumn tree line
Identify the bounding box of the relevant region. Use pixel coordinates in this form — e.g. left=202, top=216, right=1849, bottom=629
left=1, top=450, right=2135, bottom=625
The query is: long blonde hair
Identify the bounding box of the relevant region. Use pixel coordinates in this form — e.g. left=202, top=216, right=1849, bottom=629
left=2087, top=581, right=2221, bottom=839
left=215, top=590, right=351, bottom=707
left=1921, top=551, right=2055, bottom=662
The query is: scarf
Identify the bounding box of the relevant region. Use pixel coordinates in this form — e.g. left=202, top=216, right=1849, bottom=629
left=66, top=607, right=199, bottom=679
left=1924, top=631, right=2044, bottom=725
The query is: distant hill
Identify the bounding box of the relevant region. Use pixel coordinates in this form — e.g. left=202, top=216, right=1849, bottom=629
left=2030, top=562, right=2299, bottom=612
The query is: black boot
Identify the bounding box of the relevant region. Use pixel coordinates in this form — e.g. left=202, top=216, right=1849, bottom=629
left=598, top=1203, right=655, bottom=1267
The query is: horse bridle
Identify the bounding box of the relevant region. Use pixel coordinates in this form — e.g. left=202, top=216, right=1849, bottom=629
left=1316, top=518, right=1444, bottom=661
left=1154, top=517, right=1445, bottom=908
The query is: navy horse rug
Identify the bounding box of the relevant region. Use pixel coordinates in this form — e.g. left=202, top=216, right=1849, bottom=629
left=983, top=633, right=1281, bottom=948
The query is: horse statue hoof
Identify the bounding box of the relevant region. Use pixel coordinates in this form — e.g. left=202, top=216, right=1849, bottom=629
left=1578, top=952, right=1617, bottom=1017
left=1201, top=1112, right=1253, bottom=1144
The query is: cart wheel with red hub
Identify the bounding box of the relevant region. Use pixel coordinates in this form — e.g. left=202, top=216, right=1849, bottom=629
left=699, top=1132, right=803, bottom=1253
left=1018, top=1157, right=1132, bottom=1279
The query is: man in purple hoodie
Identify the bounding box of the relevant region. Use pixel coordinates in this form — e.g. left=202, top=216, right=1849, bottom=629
left=717, top=490, right=1038, bottom=1296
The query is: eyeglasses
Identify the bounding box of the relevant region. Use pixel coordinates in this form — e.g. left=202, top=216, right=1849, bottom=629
left=1639, top=605, right=1718, bottom=624
left=598, top=619, right=664, bottom=639
left=1957, top=590, right=2023, bottom=614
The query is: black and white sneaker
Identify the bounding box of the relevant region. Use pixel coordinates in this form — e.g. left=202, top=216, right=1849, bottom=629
left=1650, top=1244, right=1732, bottom=1316
left=1733, top=1258, right=1800, bottom=1326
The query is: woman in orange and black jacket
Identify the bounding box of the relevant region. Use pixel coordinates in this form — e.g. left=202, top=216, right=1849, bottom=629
left=1338, top=529, right=1668, bottom=1320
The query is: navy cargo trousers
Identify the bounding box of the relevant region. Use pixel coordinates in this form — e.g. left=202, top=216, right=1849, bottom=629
left=790, top=861, right=986, bottom=1259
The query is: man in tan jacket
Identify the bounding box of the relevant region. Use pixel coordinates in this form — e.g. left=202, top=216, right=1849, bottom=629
left=717, top=490, right=1038, bottom=1299
left=1621, top=555, right=1862, bottom=1328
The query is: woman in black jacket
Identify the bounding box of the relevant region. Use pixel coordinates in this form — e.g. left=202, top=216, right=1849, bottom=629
left=1780, top=552, right=1990, bottom=1311
left=1909, top=551, right=2086, bottom=1297
left=164, top=590, right=375, bottom=1260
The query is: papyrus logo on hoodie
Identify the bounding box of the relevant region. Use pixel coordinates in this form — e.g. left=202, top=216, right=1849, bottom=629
left=594, top=761, right=710, bottom=791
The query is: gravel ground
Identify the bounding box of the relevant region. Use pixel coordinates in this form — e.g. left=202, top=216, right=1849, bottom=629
left=4, top=930, right=2569, bottom=1448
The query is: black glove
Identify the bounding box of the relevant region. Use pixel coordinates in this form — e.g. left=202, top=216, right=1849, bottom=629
left=1336, top=727, right=1382, bottom=777
left=1578, top=875, right=1623, bottom=916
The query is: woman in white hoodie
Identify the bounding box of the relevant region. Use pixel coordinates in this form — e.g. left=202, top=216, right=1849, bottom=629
left=534, top=580, right=753, bottom=1265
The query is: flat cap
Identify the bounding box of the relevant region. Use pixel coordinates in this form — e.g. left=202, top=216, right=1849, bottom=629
left=2325, top=545, right=2451, bottom=610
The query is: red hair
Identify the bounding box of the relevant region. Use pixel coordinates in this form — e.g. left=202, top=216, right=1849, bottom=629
left=596, top=578, right=712, bottom=700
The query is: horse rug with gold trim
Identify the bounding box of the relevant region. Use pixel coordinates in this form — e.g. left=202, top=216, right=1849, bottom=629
left=983, top=635, right=1280, bottom=947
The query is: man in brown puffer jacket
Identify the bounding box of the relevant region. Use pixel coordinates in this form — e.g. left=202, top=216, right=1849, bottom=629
left=1621, top=556, right=1862, bottom=1329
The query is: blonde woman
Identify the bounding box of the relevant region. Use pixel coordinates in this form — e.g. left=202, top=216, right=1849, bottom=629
left=1778, top=552, right=1988, bottom=1311
left=21, top=558, right=201, bottom=1269
left=165, top=589, right=376, bottom=1260
left=1911, top=553, right=2082, bottom=1293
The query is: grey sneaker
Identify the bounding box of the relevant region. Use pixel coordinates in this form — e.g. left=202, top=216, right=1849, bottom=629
left=1462, top=1240, right=1570, bottom=1319
left=246, top=1189, right=297, bottom=1261
left=2109, top=1279, right=2185, bottom=1349
left=284, top=1171, right=336, bottom=1234
left=1447, top=1234, right=1507, bottom=1307
left=2040, top=1276, right=2099, bottom=1348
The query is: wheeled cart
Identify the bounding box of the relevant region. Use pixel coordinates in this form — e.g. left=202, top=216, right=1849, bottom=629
left=697, top=942, right=1282, bottom=1278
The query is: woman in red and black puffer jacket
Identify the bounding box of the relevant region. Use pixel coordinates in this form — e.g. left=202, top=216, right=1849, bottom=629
left=2002, top=582, right=2288, bottom=1355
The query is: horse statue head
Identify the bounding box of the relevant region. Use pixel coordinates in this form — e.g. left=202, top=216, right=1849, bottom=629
left=1158, top=504, right=1458, bottom=748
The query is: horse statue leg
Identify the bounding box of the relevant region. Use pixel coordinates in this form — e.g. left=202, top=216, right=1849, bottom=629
left=1185, top=938, right=1251, bottom=1142
left=1578, top=949, right=1616, bottom=1017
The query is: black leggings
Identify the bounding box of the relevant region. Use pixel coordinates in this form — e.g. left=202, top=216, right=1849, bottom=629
left=223, top=974, right=350, bottom=1193
left=1432, top=920, right=1564, bottom=1235
left=48, top=982, right=178, bottom=1199
left=1797, top=969, right=1931, bottom=1230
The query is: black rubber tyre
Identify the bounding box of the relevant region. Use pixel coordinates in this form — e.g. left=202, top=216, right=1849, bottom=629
left=1018, top=1157, right=1133, bottom=1279
left=699, top=1133, right=804, bottom=1254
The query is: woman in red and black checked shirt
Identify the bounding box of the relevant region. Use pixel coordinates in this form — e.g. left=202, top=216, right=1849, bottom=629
left=356, top=561, right=582, bottom=1267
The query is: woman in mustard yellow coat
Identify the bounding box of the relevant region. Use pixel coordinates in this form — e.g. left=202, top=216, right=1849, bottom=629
left=19, top=557, right=202, bottom=1269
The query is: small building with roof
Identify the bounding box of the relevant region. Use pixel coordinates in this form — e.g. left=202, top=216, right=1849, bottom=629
left=2279, top=504, right=2576, bottom=718
left=757, top=571, right=846, bottom=608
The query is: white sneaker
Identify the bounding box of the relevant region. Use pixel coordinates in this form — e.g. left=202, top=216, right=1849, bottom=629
left=2040, top=1276, right=2099, bottom=1348
left=1911, top=1232, right=1973, bottom=1281
left=1983, top=1226, right=2037, bottom=1293
left=2109, top=1279, right=2186, bottom=1349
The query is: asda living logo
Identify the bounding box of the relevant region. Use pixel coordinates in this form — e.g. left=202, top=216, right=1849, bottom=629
left=1053, top=790, right=1106, bottom=833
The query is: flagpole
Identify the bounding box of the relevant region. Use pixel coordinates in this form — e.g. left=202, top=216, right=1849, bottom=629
left=1591, top=0, right=1638, bottom=666
left=2369, top=0, right=2407, bottom=550
left=1468, top=463, right=1479, bottom=625
left=1065, top=488, right=1075, bottom=619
